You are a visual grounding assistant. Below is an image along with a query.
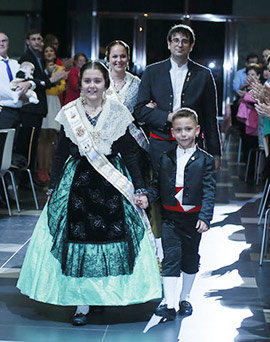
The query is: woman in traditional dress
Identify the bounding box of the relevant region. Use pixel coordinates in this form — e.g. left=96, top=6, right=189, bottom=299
left=17, top=61, right=161, bottom=326
left=105, top=40, right=149, bottom=151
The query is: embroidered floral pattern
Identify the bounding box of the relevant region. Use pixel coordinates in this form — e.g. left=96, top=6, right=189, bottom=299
left=47, top=156, right=145, bottom=278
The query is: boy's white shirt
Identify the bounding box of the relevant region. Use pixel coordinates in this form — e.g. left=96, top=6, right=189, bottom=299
left=175, top=144, right=197, bottom=211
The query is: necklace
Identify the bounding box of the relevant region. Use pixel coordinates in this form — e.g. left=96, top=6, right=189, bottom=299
left=112, top=74, right=126, bottom=91
left=82, top=100, right=103, bottom=119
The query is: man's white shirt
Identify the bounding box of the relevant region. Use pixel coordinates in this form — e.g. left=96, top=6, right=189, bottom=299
left=175, top=145, right=197, bottom=211
left=169, top=58, right=188, bottom=112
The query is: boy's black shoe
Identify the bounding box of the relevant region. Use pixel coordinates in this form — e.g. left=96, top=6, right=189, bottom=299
left=179, top=300, right=193, bottom=316
left=72, top=313, right=88, bottom=326
left=155, top=304, right=176, bottom=321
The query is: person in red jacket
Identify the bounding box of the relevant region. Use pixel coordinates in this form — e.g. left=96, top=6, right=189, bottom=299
left=64, top=53, right=88, bottom=105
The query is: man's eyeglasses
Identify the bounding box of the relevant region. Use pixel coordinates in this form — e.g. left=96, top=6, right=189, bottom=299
left=171, top=38, right=190, bottom=45
left=0, top=39, right=8, bottom=44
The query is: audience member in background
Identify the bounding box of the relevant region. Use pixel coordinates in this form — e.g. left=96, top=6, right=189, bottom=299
left=262, top=49, right=270, bottom=67
left=64, top=53, right=88, bottom=105
left=44, top=33, right=73, bottom=106
left=233, top=53, right=259, bottom=98
left=17, top=29, right=66, bottom=183
left=237, top=64, right=261, bottom=174
left=251, top=56, right=270, bottom=153
left=44, top=34, right=62, bottom=66
left=37, top=44, right=66, bottom=184
left=0, top=32, right=36, bottom=130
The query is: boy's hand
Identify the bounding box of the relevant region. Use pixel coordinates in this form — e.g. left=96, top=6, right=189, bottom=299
left=134, top=194, right=148, bottom=209
left=196, top=219, right=209, bottom=233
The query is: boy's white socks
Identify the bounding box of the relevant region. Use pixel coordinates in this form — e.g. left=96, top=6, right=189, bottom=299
left=75, top=305, right=89, bottom=315
left=180, top=272, right=196, bottom=302
left=163, top=276, right=178, bottom=309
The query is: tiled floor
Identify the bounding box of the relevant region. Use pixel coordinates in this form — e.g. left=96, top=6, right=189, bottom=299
left=0, top=138, right=270, bottom=342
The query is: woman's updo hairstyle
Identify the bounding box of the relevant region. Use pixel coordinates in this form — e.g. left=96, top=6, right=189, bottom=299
left=78, top=61, right=110, bottom=89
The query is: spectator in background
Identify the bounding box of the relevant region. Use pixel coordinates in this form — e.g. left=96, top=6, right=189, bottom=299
left=37, top=44, right=66, bottom=184
left=233, top=53, right=259, bottom=97
left=236, top=64, right=261, bottom=170
left=17, top=29, right=67, bottom=183
left=44, top=34, right=61, bottom=66
left=64, top=53, right=88, bottom=105
left=262, top=49, right=270, bottom=67
left=252, top=57, right=270, bottom=154
left=0, top=32, right=36, bottom=130
left=43, top=33, right=73, bottom=106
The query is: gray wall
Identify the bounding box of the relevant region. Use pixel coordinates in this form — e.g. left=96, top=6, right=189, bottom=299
left=0, top=0, right=42, bottom=59
left=233, top=0, right=270, bottom=68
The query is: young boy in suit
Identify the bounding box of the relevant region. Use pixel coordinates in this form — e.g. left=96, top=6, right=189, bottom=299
left=135, top=107, right=216, bottom=321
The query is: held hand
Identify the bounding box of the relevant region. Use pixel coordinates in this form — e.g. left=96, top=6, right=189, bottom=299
left=145, top=100, right=157, bottom=108
left=196, top=219, right=209, bottom=233
left=134, top=194, right=149, bottom=209
left=16, top=81, right=31, bottom=94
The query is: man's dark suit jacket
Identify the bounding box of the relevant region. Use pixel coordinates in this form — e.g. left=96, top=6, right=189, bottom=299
left=134, top=58, right=221, bottom=157
left=147, top=146, right=216, bottom=226
left=19, top=47, right=51, bottom=116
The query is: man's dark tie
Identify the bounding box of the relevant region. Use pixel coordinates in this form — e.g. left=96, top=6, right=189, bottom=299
left=2, top=59, right=13, bottom=81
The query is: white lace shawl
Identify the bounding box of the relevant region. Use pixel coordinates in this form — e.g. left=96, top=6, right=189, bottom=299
left=106, top=72, right=140, bottom=113
left=55, top=97, right=134, bottom=156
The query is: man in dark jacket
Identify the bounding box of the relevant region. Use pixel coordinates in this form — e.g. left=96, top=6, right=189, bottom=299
left=134, top=24, right=221, bottom=171
left=17, top=30, right=66, bottom=178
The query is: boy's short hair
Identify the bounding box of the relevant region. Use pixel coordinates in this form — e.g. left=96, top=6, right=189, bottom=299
left=172, top=107, right=198, bottom=125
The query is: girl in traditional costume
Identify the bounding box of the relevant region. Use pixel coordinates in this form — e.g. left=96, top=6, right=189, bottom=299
left=17, top=61, right=161, bottom=325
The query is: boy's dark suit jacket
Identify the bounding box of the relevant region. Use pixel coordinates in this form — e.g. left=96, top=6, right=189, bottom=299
left=147, top=146, right=216, bottom=226
left=19, top=48, right=51, bottom=116
left=134, top=58, right=221, bottom=157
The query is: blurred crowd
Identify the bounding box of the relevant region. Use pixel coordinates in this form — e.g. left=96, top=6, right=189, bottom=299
left=230, top=49, right=270, bottom=180
left=0, top=30, right=88, bottom=188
